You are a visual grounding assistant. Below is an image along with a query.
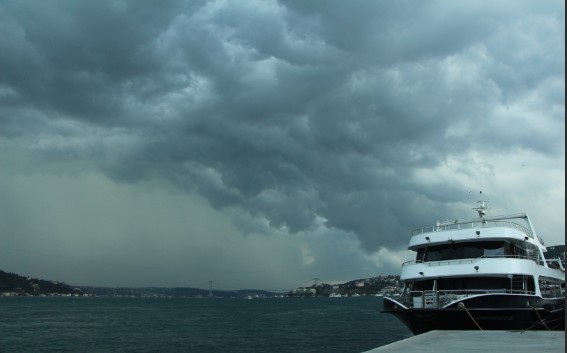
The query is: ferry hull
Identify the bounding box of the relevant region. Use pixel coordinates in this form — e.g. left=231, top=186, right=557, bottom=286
left=383, top=295, right=565, bottom=334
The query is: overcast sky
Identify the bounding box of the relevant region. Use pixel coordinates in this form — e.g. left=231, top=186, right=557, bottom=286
left=0, top=0, right=564, bottom=290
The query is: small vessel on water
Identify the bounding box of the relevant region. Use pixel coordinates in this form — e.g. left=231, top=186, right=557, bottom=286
left=382, top=200, right=565, bottom=334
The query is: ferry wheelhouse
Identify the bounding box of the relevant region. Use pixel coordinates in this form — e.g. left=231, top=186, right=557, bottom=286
left=382, top=201, right=565, bottom=334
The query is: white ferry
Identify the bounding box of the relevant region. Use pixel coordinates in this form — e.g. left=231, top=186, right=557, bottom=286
left=382, top=200, right=565, bottom=334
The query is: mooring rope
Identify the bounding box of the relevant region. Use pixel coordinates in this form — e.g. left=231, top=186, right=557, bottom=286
left=458, top=302, right=483, bottom=330
left=527, top=303, right=551, bottom=331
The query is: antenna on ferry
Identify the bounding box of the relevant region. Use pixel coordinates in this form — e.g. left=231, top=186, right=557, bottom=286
left=475, top=201, right=487, bottom=218
left=472, top=191, right=488, bottom=218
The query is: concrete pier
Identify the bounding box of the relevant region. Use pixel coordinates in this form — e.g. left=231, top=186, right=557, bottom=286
left=363, top=330, right=565, bottom=353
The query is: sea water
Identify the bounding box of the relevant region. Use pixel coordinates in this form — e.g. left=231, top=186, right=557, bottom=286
left=0, top=296, right=412, bottom=353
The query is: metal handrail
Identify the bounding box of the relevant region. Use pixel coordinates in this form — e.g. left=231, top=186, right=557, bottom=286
left=390, top=289, right=536, bottom=308
left=411, top=220, right=534, bottom=239
left=402, top=255, right=531, bottom=267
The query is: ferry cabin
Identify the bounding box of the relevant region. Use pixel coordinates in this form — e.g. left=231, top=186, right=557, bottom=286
left=396, top=214, right=565, bottom=309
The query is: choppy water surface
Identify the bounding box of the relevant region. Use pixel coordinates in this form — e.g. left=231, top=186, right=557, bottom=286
left=0, top=296, right=412, bottom=353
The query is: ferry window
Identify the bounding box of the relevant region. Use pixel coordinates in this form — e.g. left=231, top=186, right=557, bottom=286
left=416, top=248, right=425, bottom=262
left=425, top=250, right=443, bottom=262
left=539, top=277, right=562, bottom=298
left=524, top=243, right=544, bottom=265
left=510, top=275, right=535, bottom=294
left=439, top=245, right=460, bottom=260
left=421, top=241, right=508, bottom=262
left=463, top=245, right=483, bottom=259
left=512, top=245, right=527, bottom=258
left=483, top=242, right=505, bottom=257
left=460, top=277, right=504, bottom=290
left=413, top=280, right=435, bottom=291
left=527, top=276, right=535, bottom=293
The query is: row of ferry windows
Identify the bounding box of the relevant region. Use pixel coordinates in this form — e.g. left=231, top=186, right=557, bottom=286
left=415, top=241, right=542, bottom=263
left=411, top=276, right=535, bottom=293
left=409, top=276, right=562, bottom=298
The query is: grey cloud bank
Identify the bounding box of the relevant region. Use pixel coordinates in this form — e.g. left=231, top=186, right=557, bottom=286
left=0, top=0, right=564, bottom=289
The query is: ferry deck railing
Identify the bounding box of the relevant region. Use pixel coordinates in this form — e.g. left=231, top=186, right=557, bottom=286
left=391, top=288, right=536, bottom=309
left=402, top=254, right=538, bottom=267
left=411, top=220, right=535, bottom=240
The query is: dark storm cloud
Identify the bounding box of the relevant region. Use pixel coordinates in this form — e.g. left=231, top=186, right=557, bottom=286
left=0, top=0, right=564, bottom=257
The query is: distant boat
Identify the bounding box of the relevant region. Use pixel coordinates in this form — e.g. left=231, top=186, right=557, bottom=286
left=382, top=200, right=565, bottom=334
